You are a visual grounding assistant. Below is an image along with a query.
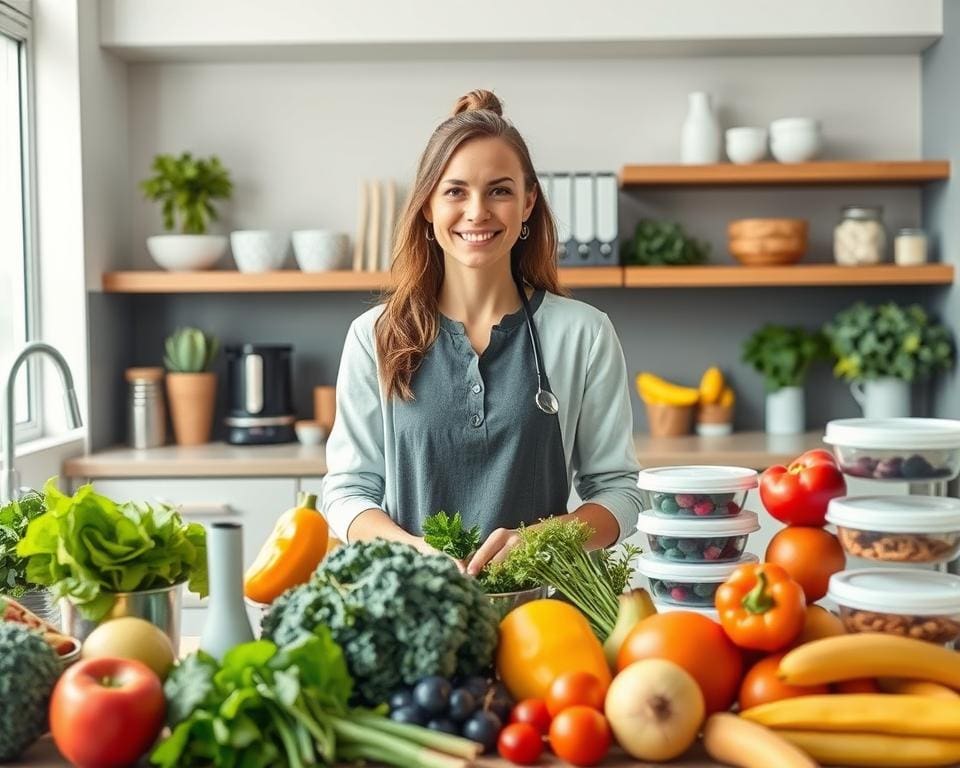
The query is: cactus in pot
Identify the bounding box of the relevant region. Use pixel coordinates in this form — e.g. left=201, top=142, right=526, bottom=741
left=164, top=327, right=220, bottom=445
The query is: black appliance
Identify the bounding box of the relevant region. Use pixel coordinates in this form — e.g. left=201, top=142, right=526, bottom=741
left=225, top=344, right=296, bottom=445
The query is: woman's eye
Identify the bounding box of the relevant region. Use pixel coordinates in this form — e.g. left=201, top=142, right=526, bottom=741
left=443, top=188, right=464, bottom=197
left=491, top=187, right=512, bottom=196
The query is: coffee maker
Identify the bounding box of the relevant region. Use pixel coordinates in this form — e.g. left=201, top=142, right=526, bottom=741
left=225, top=344, right=296, bottom=444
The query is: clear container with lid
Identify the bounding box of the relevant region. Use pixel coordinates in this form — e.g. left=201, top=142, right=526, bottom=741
left=652, top=599, right=720, bottom=624
left=828, top=569, right=960, bottom=645
left=834, top=205, right=886, bottom=265
left=637, top=510, right=759, bottom=563
left=824, top=418, right=960, bottom=481
left=894, top=227, right=928, bottom=266
left=637, top=465, right=758, bottom=518
left=826, top=495, right=960, bottom=564
left=639, top=552, right=758, bottom=607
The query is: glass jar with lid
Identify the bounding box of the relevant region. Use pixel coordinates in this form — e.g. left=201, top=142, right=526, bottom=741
left=894, top=227, right=928, bottom=266
left=834, top=205, right=886, bottom=265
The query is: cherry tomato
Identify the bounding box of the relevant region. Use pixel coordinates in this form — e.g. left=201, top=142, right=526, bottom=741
left=498, top=722, right=543, bottom=765
left=548, top=706, right=611, bottom=766
left=509, top=698, right=552, bottom=735
left=546, top=671, right=607, bottom=717
left=739, top=653, right=829, bottom=710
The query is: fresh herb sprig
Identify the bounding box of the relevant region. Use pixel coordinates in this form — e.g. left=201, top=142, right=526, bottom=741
left=422, top=511, right=481, bottom=560
left=0, top=491, right=46, bottom=597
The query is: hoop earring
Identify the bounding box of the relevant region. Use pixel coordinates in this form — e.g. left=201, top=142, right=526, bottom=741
left=519, top=223, right=530, bottom=240
left=425, top=225, right=435, bottom=242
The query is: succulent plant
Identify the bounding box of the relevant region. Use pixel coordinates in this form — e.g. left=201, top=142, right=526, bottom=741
left=164, top=327, right=220, bottom=373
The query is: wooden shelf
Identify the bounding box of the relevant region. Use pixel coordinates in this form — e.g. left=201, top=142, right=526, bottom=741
left=619, top=161, right=950, bottom=188
left=101, top=267, right=624, bottom=294
left=623, top=263, right=954, bottom=288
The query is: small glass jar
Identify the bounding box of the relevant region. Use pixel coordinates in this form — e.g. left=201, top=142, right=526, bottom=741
left=834, top=205, right=886, bottom=265
left=894, top=227, right=928, bottom=266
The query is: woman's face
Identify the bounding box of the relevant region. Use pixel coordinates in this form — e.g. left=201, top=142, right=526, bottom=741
left=423, top=136, right=537, bottom=274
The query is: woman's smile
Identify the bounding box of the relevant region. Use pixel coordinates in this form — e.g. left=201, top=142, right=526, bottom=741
left=455, top=229, right=503, bottom=246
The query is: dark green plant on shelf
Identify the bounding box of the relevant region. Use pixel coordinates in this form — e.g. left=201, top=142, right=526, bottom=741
left=140, top=152, right=233, bottom=234
left=742, top=325, right=830, bottom=392
left=823, top=302, right=954, bottom=383
left=620, top=219, right=710, bottom=266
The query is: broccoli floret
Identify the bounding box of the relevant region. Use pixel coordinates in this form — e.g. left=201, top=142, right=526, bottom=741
left=262, top=540, right=499, bottom=705
left=0, top=623, right=61, bottom=761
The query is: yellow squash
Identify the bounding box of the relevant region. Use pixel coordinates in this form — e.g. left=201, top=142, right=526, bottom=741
left=776, top=730, right=960, bottom=767
left=496, top=599, right=612, bottom=701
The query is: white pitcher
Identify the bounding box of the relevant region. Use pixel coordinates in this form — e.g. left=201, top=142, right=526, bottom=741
left=681, top=91, right=721, bottom=165
left=850, top=377, right=911, bottom=419
left=765, top=386, right=805, bottom=435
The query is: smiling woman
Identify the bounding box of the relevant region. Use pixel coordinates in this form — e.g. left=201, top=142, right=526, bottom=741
left=321, top=88, right=643, bottom=577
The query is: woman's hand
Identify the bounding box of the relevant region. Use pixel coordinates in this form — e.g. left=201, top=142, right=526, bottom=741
left=466, top=527, right=520, bottom=577
left=411, top=536, right=468, bottom=573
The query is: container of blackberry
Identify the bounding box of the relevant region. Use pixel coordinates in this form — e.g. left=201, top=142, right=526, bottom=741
left=637, top=509, right=760, bottom=563
left=637, top=465, right=759, bottom=518
left=638, top=551, right=759, bottom=607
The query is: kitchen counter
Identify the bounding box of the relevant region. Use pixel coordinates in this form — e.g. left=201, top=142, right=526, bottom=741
left=63, top=431, right=825, bottom=478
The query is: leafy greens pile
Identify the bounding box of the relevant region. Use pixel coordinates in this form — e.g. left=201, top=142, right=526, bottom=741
left=16, top=479, right=207, bottom=620
left=422, top=510, right=480, bottom=560
left=0, top=490, right=46, bottom=597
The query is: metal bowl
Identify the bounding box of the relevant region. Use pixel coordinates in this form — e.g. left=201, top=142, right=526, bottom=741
left=485, top=585, right=548, bottom=619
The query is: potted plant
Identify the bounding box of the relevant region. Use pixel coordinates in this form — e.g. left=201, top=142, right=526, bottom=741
left=742, top=324, right=829, bottom=434
left=140, top=152, right=233, bottom=271
left=620, top=219, right=710, bottom=266
left=823, top=302, right=953, bottom=418
left=0, top=490, right=59, bottom=625
left=165, top=327, right=220, bottom=445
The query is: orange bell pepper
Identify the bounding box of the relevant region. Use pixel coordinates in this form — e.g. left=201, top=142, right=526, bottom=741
left=715, top=563, right=806, bottom=652
left=243, top=492, right=329, bottom=605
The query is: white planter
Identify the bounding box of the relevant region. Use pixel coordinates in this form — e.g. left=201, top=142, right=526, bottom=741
left=850, top=377, right=911, bottom=419
left=146, top=234, right=228, bottom=271
left=765, top=386, right=805, bottom=435
left=681, top=91, right=721, bottom=165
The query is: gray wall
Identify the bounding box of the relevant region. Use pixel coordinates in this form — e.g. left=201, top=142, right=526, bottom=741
left=925, top=0, right=960, bottom=420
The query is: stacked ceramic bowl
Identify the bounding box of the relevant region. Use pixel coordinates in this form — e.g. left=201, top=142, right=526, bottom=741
left=636, top=466, right=760, bottom=621
left=823, top=418, right=960, bottom=646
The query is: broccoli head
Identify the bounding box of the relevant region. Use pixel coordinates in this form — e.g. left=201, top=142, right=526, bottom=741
left=262, top=539, right=499, bottom=705
left=0, top=623, right=61, bottom=760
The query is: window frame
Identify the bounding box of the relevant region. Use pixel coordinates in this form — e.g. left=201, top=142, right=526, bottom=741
left=0, top=0, right=42, bottom=445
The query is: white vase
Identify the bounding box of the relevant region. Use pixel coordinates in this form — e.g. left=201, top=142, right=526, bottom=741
left=681, top=91, right=721, bottom=165
left=850, top=377, right=911, bottom=419
left=765, top=386, right=805, bottom=435
left=200, top=522, right=254, bottom=661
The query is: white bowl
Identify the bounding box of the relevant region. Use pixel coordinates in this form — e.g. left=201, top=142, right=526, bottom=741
left=770, top=117, right=820, bottom=135
left=292, top=230, right=351, bottom=272
left=725, top=127, right=767, bottom=164
left=146, top=234, right=228, bottom=271
left=770, top=127, right=822, bottom=163
left=295, top=419, right=329, bottom=446
left=230, top=230, right=290, bottom=273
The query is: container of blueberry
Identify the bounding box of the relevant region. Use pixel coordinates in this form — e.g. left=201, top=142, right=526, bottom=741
left=637, top=509, right=759, bottom=562
left=637, top=465, right=758, bottom=518
left=824, top=418, right=960, bottom=482
left=638, top=551, right=759, bottom=606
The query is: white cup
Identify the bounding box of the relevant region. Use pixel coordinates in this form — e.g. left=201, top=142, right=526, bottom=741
left=292, top=230, right=351, bottom=271
left=725, top=127, right=768, bottom=164
left=230, top=230, right=290, bottom=273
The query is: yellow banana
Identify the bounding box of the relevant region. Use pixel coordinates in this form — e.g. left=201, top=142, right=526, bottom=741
left=778, top=633, right=960, bottom=689
left=636, top=372, right=700, bottom=407
left=878, top=678, right=960, bottom=699
left=698, top=366, right=725, bottom=404
left=777, top=730, right=960, bottom=767
left=741, top=694, right=960, bottom=738
left=702, top=713, right=816, bottom=768
left=719, top=386, right=736, bottom=408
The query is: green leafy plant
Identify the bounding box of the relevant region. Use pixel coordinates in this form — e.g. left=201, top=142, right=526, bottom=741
left=742, top=324, right=830, bottom=392
left=164, top=327, right=220, bottom=373
left=620, top=219, right=710, bottom=266
left=422, top=510, right=480, bottom=560
left=823, top=302, right=954, bottom=383
left=140, top=152, right=233, bottom=235
left=0, top=491, right=45, bottom=597
left=17, top=479, right=208, bottom=621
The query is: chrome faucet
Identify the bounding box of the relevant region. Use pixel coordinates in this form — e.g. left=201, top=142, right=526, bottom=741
left=2, top=342, right=83, bottom=502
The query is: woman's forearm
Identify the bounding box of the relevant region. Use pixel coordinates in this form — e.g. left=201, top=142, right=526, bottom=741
left=550, top=503, right=620, bottom=550
left=346, top=507, right=430, bottom=552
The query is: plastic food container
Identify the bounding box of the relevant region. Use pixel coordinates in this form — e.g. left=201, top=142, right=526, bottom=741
left=828, top=569, right=960, bottom=645
left=824, top=418, right=960, bottom=482
left=639, top=552, right=758, bottom=607
left=652, top=599, right=720, bottom=624
left=637, top=466, right=758, bottom=518
left=637, top=510, right=759, bottom=563
left=826, top=495, right=960, bottom=564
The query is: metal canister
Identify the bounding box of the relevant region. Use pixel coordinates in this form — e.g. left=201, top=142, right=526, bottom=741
left=126, top=367, right=166, bottom=449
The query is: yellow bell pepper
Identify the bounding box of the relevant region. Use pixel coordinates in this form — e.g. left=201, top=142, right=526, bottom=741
left=243, top=492, right=329, bottom=604
left=496, top=599, right=612, bottom=701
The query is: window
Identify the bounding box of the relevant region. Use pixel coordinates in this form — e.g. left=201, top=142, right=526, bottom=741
left=0, top=0, right=39, bottom=444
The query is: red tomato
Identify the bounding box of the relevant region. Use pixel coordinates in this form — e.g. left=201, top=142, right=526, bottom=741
left=739, top=653, right=830, bottom=710
left=498, top=722, right=543, bottom=765
left=765, top=527, right=847, bottom=603
left=509, top=698, right=552, bottom=735
left=546, top=671, right=607, bottom=716
left=50, top=657, right=165, bottom=768
left=548, top=706, right=611, bottom=766
left=759, top=449, right=847, bottom=527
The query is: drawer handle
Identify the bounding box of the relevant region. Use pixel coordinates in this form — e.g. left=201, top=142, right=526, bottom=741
left=157, top=499, right=235, bottom=517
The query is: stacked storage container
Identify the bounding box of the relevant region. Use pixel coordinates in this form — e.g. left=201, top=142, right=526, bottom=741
left=634, top=466, right=760, bottom=621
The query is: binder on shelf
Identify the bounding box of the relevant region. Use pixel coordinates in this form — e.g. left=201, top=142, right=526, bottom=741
left=539, top=170, right=619, bottom=267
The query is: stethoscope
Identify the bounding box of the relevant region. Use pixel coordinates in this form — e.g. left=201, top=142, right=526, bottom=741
left=512, top=266, right=560, bottom=415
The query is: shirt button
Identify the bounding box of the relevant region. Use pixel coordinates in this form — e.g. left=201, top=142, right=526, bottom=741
left=471, top=413, right=483, bottom=427
left=472, top=383, right=482, bottom=394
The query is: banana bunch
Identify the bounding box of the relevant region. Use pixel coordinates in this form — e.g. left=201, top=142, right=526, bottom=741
left=636, top=366, right=735, bottom=408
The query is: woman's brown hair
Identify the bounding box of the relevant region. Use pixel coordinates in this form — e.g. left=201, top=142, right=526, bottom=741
left=375, top=89, right=567, bottom=401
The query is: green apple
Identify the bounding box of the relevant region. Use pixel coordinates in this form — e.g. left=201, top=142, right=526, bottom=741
left=81, top=617, right=176, bottom=680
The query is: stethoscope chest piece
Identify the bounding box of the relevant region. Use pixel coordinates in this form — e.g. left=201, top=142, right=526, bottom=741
left=536, top=389, right=560, bottom=415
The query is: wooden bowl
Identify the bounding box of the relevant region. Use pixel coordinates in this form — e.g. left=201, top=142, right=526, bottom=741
left=728, top=218, right=808, bottom=266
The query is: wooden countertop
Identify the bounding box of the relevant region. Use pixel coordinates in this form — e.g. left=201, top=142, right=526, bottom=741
left=63, top=431, right=825, bottom=479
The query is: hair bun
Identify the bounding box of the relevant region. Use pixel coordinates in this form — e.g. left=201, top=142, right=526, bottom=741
left=451, top=89, right=503, bottom=117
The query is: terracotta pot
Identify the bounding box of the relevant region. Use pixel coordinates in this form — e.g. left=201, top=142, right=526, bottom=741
left=645, top=402, right=694, bottom=437
left=166, top=372, right=217, bottom=445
